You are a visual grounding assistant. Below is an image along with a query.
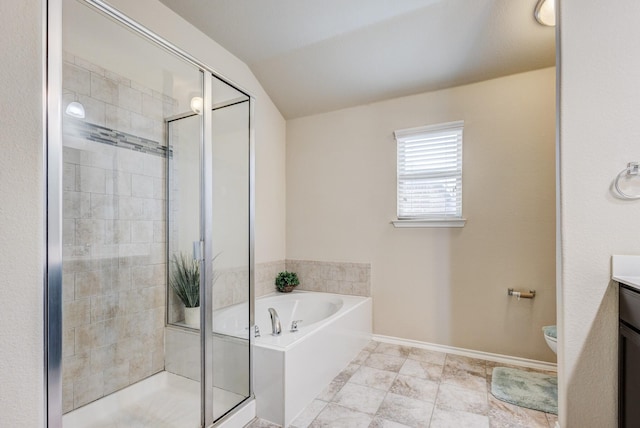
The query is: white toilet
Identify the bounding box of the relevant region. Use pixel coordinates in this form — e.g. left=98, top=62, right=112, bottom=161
left=543, top=325, right=557, bottom=354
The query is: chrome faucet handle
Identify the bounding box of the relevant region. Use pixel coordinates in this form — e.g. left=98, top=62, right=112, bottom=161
left=290, top=320, right=303, bottom=332
left=254, top=325, right=261, bottom=338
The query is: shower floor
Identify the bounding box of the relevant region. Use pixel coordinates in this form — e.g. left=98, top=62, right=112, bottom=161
left=62, top=371, right=246, bottom=427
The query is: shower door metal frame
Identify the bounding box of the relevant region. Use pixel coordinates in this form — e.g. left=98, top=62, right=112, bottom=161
left=45, top=0, right=256, bottom=426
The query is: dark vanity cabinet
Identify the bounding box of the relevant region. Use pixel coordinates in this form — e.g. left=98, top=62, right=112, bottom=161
left=619, top=284, right=640, bottom=427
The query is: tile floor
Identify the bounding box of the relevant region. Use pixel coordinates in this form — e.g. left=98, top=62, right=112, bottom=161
left=245, top=341, right=558, bottom=428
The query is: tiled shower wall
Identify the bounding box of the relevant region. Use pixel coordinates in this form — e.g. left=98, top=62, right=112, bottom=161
left=61, top=53, right=177, bottom=412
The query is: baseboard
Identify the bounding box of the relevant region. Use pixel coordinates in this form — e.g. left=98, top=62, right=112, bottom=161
left=372, top=334, right=557, bottom=372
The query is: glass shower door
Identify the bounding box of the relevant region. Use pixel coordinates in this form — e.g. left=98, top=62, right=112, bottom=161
left=210, top=78, right=252, bottom=421
left=59, top=0, right=204, bottom=426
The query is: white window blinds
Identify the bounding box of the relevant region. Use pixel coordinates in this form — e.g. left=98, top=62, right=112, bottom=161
left=394, top=121, right=463, bottom=220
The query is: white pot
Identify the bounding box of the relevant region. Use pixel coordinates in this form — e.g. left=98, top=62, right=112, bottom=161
left=184, top=306, right=200, bottom=329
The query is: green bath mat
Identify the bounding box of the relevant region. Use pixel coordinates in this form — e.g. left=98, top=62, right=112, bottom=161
left=491, top=367, right=558, bottom=414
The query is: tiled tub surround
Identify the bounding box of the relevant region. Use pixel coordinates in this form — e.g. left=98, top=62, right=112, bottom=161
left=286, top=260, right=371, bottom=297
left=206, top=260, right=370, bottom=316
left=249, top=341, right=558, bottom=428
left=62, top=53, right=178, bottom=412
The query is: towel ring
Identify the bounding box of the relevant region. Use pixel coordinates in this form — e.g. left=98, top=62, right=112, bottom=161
left=614, top=163, right=640, bottom=200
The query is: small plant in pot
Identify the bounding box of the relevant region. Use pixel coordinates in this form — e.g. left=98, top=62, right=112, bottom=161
left=170, top=252, right=200, bottom=328
left=275, top=271, right=300, bottom=293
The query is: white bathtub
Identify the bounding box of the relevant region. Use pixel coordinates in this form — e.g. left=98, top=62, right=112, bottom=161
left=248, top=291, right=372, bottom=427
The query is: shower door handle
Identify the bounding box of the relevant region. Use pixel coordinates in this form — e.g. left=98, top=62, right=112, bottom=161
left=193, top=240, right=204, bottom=261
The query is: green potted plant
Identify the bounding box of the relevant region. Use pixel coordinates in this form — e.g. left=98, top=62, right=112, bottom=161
left=170, top=252, right=200, bottom=328
left=275, top=271, right=300, bottom=293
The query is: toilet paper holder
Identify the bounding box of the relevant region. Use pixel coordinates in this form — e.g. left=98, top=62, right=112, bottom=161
left=507, top=288, right=536, bottom=300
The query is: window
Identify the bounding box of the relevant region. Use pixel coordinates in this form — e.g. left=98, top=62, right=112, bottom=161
left=393, top=121, right=466, bottom=228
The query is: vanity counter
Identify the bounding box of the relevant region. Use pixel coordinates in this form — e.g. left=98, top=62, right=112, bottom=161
left=613, top=255, right=640, bottom=291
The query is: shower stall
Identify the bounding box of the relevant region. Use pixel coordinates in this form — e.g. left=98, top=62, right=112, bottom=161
left=47, top=0, right=254, bottom=426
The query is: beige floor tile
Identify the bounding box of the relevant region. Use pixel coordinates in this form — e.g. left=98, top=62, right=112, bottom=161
left=407, top=348, right=447, bottom=366
left=444, top=355, right=486, bottom=376
left=309, top=403, right=373, bottom=428
left=389, top=375, right=439, bottom=402
left=245, top=418, right=281, bottom=428
left=364, top=353, right=406, bottom=372
left=349, top=365, right=397, bottom=391
left=304, top=350, right=556, bottom=428
left=377, top=392, right=434, bottom=428
left=317, top=379, right=345, bottom=402
left=364, top=340, right=379, bottom=352
left=441, top=365, right=488, bottom=392
left=290, top=399, right=328, bottom=428
left=369, top=416, right=413, bottom=427
left=334, top=363, right=360, bottom=383
left=430, top=408, right=490, bottom=428
left=545, top=413, right=558, bottom=427
left=399, top=359, right=444, bottom=382
left=332, top=383, right=386, bottom=414
left=435, top=384, right=488, bottom=415
left=374, top=342, right=413, bottom=358
left=352, top=350, right=371, bottom=365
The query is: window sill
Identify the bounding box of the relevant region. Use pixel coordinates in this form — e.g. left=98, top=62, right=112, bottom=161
left=391, top=218, right=467, bottom=228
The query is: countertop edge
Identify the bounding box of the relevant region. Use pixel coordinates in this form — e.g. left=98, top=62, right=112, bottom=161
left=614, top=275, right=640, bottom=291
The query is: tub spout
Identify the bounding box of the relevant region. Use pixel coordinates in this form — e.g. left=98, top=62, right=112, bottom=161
left=268, top=307, right=282, bottom=335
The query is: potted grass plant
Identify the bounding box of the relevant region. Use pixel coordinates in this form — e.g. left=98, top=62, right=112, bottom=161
left=170, top=252, right=200, bottom=328
left=275, top=271, right=300, bottom=293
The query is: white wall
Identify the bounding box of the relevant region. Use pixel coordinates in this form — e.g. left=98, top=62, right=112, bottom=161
left=0, top=0, right=45, bottom=426
left=107, top=0, right=287, bottom=265
left=287, top=68, right=557, bottom=362
left=558, top=1, right=640, bottom=426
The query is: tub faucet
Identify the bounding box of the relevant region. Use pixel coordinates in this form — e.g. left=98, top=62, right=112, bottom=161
left=268, top=307, right=282, bottom=336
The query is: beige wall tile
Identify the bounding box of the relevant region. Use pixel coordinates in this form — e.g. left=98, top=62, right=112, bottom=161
left=74, top=372, right=104, bottom=408
left=62, top=382, right=74, bottom=413
left=63, top=352, right=90, bottom=384
left=74, top=271, right=103, bottom=299
left=75, top=57, right=104, bottom=76
left=131, top=174, right=154, bottom=198
left=90, top=344, right=117, bottom=374
left=91, top=294, right=124, bottom=322
left=106, top=219, right=131, bottom=244
left=63, top=62, right=90, bottom=96
left=75, top=322, right=106, bottom=355
left=63, top=328, right=75, bottom=358
left=118, top=84, right=142, bottom=114
left=131, top=264, right=165, bottom=289
left=141, top=93, right=164, bottom=121
left=77, top=166, right=106, bottom=194
left=90, top=194, right=118, bottom=219
left=131, top=112, right=155, bottom=141
left=90, top=74, right=117, bottom=104
left=77, top=94, right=106, bottom=127
left=63, top=298, right=90, bottom=329
left=103, top=362, right=129, bottom=396
left=130, top=220, right=153, bottom=243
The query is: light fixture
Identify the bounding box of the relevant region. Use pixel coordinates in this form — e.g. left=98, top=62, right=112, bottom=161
left=190, top=96, right=203, bottom=114
left=65, top=101, right=85, bottom=119
left=534, top=0, right=556, bottom=27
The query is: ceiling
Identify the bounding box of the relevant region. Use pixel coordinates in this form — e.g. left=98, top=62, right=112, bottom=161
left=158, top=0, right=556, bottom=119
